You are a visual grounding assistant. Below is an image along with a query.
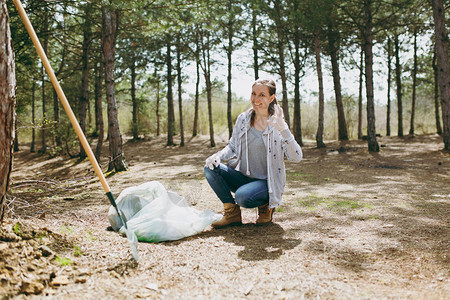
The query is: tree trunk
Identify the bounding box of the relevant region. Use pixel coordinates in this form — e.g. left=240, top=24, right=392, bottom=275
left=432, top=0, right=450, bottom=150
left=102, top=6, right=127, bottom=172
left=131, top=59, right=138, bottom=140
left=358, top=43, right=364, bottom=139
left=363, top=0, right=379, bottom=152
left=53, top=89, right=61, bottom=147
left=14, top=116, right=18, bottom=152
left=79, top=3, right=92, bottom=159
left=205, top=34, right=215, bottom=147
left=155, top=69, right=161, bottom=137
left=277, top=34, right=290, bottom=127
left=40, top=13, right=48, bottom=153
left=386, top=37, right=392, bottom=136
left=293, top=26, right=303, bottom=146
left=176, top=34, right=184, bottom=147
left=432, top=47, right=442, bottom=135
left=314, top=34, right=326, bottom=148
left=94, top=59, right=104, bottom=163
left=166, top=37, right=175, bottom=146
left=193, top=42, right=200, bottom=137
left=252, top=4, right=259, bottom=80
left=394, top=34, right=403, bottom=137
left=409, top=28, right=417, bottom=136
left=328, top=28, right=348, bottom=140
left=226, top=11, right=233, bottom=140
left=0, top=0, right=15, bottom=222
left=31, top=81, right=35, bottom=153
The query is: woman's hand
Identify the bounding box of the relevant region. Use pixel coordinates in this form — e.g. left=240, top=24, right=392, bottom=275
left=205, top=152, right=221, bottom=170
left=268, top=104, right=288, bottom=131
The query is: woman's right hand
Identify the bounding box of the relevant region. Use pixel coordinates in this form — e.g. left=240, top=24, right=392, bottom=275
left=205, top=153, right=221, bottom=170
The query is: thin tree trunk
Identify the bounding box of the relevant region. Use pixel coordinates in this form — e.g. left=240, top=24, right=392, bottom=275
left=431, top=0, right=450, bottom=150
left=53, top=89, right=61, bottom=147
left=102, top=6, right=127, bottom=172
left=226, top=8, right=233, bottom=140
left=293, top=26, right=303, bottom=146
left=131, top=59, right=138, bottom=140
left=363, top=0, right=379, bottom=152
left=193, top=42, right=200, bottom=137
left=278, top=38, right=290, bottom=127
left=314, top=34, right=326, bottom=148
left=166, top=37, right=175, bottom=146
left=328, top=28, right=348, bottom=140
left=79, top=3, right=92, bottom=159
left=394, top=34, right=403, bottom=137
left=432, top=47, right=442, bottom=135
left=386, top=37, right=391, bottom=136
left=0, top=0, right=15, bottom=222
left=176, top=34, right=185, bottom=146
left=409, top=28, right=417, bottom=136
left=358, top=42, right=364, bottom=139
left=14, top=114, right=18, bottom=152
left=252, top=4, right=259, bottom=80
left=155, top=69, right=161, bottom=137
left=40, top=13, right=48, bottom=153
left=205, top=34, right=215, bottom=147
left=94, top=59, right=104, bottom=163
left=31, top=81, right=36, bottom=152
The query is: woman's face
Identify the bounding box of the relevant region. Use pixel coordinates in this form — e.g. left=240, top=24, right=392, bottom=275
left=251, top=85, right=274, bottom=115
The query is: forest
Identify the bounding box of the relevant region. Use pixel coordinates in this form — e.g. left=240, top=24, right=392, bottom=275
left=0, top=0, right=449, bottom=298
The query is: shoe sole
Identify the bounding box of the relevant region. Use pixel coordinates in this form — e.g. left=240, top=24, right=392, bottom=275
left=211, top=221, right=242, bottom=229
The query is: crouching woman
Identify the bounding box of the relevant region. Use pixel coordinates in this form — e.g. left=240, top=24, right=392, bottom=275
left=204, top=78, right=302, bottom=228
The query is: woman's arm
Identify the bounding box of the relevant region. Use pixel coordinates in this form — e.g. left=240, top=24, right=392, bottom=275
left=280, top=129, right=303, bottom=162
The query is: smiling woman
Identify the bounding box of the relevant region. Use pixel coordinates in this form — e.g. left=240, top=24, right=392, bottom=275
left=204, top=79, right=303, bottom=229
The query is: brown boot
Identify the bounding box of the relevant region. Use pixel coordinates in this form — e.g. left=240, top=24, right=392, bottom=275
left=256, top=203, right=275, bottom=225
left=212, top=203, right=242, bottom=228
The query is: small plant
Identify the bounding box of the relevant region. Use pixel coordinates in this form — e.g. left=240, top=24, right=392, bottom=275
left=12, top=222, right=22, bottom=235
left=275, top=206, right=285, bottom=212
left=55, top=256, right=72, bottom=266
left=60, top=225, right=74, bottom=235
left=73, top=245, right=84, bottom=257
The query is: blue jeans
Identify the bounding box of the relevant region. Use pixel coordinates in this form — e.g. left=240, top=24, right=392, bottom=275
left=204, top=164, right=269, bottom=208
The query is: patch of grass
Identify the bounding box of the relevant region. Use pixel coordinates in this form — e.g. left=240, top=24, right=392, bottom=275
left=325, top=199, right=373, bottom=211
left=12, top=222, right=22, bottom=235
left=86, top=230, right=97, bottom=241
left=60, top=225, right=74, bottom=235
left=298, top=194, right=328, bottom=211
left=55, top=256, right=72, bottom=266
left=73, top=245, right=84, bottom=257
left=275, top=206, right=285, bottom=212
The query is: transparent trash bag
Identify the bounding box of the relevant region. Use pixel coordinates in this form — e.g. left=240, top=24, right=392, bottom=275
left=108, top=181, right=222, bottom=243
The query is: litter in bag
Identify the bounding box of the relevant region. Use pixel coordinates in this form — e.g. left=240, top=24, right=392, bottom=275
left=108, top=181, right=222, bottom=243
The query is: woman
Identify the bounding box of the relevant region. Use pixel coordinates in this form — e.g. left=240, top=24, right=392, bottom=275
left=204, top=78, right=302, bottom=228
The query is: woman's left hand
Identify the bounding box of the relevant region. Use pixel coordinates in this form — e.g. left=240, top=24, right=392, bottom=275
left=268, top=104, right=288, bottom=131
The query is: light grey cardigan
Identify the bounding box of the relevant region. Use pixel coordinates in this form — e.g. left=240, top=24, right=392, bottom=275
left=216, top=109, right=303, bottom=208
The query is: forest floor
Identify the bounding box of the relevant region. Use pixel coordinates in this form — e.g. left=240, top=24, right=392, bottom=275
left=1, top=133, right=449, bottom=299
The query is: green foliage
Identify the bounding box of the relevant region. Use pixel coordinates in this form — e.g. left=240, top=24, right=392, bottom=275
left=54, top=256, right=73, bottom=266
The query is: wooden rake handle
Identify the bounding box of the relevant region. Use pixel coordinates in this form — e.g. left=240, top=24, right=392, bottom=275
left=13, top=0, right=111, bottom=194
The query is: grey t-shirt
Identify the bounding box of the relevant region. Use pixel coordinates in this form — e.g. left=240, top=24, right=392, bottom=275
left=240, top=126, right=268, bottom=179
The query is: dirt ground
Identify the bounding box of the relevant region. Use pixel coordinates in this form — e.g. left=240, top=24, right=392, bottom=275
left=1, top=133, right=449, bottom=299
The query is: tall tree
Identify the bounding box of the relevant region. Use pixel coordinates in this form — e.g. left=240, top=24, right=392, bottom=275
left=432, top=47, right=442, bottom=135
left=326, top=13, right=349, bottom=141
left=431, top=0, right=450, bottom=150
left=102, top=5, right=127, bottom=171
left=408, top=26, right=418, bottom=136
left=166, top=36, right=175, bottom=146
left=79, top=2, right=92, bottom=159
left=394, top=33, right=403, bottom=137
left=0, top=0, right=15, bottom=222
left=314, top=34, right=326, bottom=148
left=358, top=42, right=364, bottom=139
left=176, top=33, right=185, bottom=146
left=386, top=36, right=392, bottom=136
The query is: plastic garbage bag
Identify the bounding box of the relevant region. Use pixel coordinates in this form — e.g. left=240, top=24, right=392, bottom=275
left=108, top=181, right=222, bottom=243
